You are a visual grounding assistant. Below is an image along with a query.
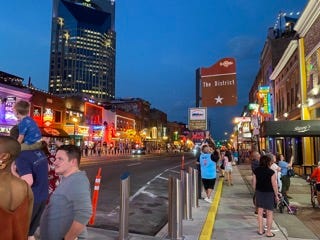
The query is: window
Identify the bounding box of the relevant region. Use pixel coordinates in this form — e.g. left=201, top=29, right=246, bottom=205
left=54, top=110, right=62, bottom=123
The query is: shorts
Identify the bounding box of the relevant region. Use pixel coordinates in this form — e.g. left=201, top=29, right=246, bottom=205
left=202, top=178, right=216, bottom=190
left=225, top=165, right=232, bottom=172
left=255, top=190, right=275, bottom=211
left=29, top=201, right=46, bottom=235
left=281, top=175, right=291, bottom=194
left=316, top=183, right=320, bottom=191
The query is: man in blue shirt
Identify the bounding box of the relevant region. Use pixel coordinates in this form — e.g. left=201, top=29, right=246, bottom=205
left=278, top=154, right=293, bottom=198
left=199, top=145, right=218, bottom=203
left=11, top=125, right=49, bottom=240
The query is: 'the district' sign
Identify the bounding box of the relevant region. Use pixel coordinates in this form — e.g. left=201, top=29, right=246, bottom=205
left=200, top=57, right=237, bottom=107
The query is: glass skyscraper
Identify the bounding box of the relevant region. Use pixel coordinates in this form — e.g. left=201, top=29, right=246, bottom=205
left=48, top=0, right=116, bottom=102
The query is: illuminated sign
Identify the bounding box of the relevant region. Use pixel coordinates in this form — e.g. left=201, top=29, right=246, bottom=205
left=248, top=103, right=259, bottom=111
left=258, top=86, right=271, bottom=114
left=4, top=97, right=17, bottom=123
left=43, top=108, right=53, bottom=127
left=83, top=0, right=92, bottom=7
left=33, top=106, right=42, bottom=125
left=234, top=117, right=251, bottom=123
left=188, top=108, right=207, bottom=131
left=189, top=107, right=206, bottom=120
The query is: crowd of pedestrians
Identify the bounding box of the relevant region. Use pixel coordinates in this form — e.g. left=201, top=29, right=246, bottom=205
left=249, top=148, right=299, bottom=238
left=0, top=100, right=92, bottom=240
left=196, top=143, right=237, bottom=203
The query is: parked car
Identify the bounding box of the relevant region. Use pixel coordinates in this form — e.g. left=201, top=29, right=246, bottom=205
left=131, top=147, right=146, bottom=155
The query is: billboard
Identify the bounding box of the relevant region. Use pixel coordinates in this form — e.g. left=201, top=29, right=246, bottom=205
left=188, top=107, right=207, bottom=130
left=200, top=58, right=237, bottom=107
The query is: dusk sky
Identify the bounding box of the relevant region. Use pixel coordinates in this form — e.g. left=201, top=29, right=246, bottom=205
left=0, top=0, right=307, bottom=140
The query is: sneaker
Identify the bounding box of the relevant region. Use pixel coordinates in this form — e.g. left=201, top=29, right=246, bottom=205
left=204, top=197, right=212, bottom=203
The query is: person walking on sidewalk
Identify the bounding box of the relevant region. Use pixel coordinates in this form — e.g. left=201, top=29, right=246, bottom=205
left=224, top=150, right=233, bottom=186
left=252, top=154, right=280, bottom=237
left=40, top=145, right=92, bottom=240
left=199, top=145, right=218, bottom=203
left=310, top=161, right=320, bottom=208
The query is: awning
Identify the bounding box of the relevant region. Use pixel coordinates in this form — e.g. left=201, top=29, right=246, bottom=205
left=40, top=127, right=70, bottom=138
left=260, top=120, right=320, bottom=137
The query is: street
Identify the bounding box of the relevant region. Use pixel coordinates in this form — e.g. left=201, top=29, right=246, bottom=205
left=81, top=153, right=320, bottom=238
left=81, top=152, right=197, bottom=235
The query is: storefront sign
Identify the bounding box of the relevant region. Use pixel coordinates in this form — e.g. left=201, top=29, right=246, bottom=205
left=260, top=120, right=320, bottom=137
left=33, top=106, right=42, bottom=125
left=43, top=108, right=53, bottom=127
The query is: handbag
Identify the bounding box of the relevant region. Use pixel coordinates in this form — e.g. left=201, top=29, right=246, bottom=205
left=287, top=168, right=295, bottom=177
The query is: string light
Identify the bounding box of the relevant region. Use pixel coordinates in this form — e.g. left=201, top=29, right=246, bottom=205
left=273, top=11, right=300, bottom=30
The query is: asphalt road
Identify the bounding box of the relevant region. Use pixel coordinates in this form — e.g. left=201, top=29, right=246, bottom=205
left=81, top=152, right=197, bottom=236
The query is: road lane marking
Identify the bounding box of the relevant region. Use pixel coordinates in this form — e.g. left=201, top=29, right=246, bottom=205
left=158, top=176, right=168, bottom=181
left=127, top=162, right=142, bottom=167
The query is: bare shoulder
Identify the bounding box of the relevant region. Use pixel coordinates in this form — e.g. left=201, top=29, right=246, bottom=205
left=0, top=173, right=31, bottom=211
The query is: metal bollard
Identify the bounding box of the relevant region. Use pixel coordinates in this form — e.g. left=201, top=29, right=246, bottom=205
left=184, top=171, right=193, bottom=220
left=193, top=169, right=199, bottom=208
left=168, top=176, right=183, bottom=240
left=119, top=172, right=130, bottom=240
left=180, top=169, right=186, bottom=219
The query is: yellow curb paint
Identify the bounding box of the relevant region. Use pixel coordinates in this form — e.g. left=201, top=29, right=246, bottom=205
left=198, top=178, right=223, bottom=240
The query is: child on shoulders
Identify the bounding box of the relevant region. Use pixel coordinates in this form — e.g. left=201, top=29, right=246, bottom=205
left=14, top=100, right=42, bottom=151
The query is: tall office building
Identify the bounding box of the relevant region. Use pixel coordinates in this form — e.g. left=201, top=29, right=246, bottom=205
left=48, top=0, right=116, bottom=102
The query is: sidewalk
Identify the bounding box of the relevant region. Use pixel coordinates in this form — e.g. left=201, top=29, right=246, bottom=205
left=87, top=164, right=318, bottom=240
left=211, top=165, right=282, bottom=240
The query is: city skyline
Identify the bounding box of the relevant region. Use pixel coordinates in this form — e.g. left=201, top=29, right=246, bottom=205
left=0, top=0, right=307, bottom=139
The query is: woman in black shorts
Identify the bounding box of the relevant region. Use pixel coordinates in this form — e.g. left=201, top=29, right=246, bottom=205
left=252, top=154, right=279, bottom=237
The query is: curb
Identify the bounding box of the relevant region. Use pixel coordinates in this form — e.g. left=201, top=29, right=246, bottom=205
left=198, top=177, right=224, bottom=240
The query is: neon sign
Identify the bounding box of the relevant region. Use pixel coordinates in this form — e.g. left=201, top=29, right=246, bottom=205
left=43, top=108, right=53, bottom=127
left=83, top=0, right=92, bottom=7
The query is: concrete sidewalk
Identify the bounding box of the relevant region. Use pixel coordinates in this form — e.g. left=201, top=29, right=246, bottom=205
left=87, top=197, right=214, bottom=240
left=87, top=164, right=318, bottom=240
left=212, top=166, right=287, bottom=240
